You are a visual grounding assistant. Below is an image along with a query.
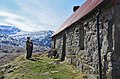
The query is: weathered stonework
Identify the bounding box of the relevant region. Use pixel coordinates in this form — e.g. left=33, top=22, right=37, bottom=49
left=52, top=1, right=120, bottom=79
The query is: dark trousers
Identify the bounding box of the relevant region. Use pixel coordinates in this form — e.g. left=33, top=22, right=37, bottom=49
left=26, top=49, right=31, bottom=59
left=30, top=49, right=33, bottom=58
left=26, top=47, right=33, bottom=59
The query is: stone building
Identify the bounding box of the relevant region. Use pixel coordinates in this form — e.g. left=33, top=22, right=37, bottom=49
left=51, top=0, right=120, bottom=79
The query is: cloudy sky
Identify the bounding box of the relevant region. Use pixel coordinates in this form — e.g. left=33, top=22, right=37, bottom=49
left=0, top=0, right=86, bottom=32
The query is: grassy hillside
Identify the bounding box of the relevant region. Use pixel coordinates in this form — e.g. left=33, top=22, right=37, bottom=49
left=0, top=54, right=86, bottom=79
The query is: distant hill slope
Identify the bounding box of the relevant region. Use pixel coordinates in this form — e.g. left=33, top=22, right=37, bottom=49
left=0, top=25, right=54, bottom=52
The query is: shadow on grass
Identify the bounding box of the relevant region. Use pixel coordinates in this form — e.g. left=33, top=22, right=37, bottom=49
left=27, top=58, right=42, bottom=62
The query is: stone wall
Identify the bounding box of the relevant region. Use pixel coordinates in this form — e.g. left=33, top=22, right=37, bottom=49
left=111, top=2, right=120, bottom=79
left=53, top=34, right=63, bottom=59
left=52, top=2, right=120, bottom=79
left=65, top=23, right=80, bottom=64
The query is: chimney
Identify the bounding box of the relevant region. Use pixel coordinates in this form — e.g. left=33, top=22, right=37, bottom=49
left=73, top=6, right=80, bottom=12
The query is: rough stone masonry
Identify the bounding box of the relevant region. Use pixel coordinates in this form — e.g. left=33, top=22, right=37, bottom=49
left=52, top=0, right=120, bottom=79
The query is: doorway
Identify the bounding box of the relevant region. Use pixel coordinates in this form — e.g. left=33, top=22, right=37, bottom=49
left=61, top=34, right=66, bottom=61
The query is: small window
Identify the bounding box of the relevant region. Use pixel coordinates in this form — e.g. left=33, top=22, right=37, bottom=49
left=79, top=26, right=84, bottom=50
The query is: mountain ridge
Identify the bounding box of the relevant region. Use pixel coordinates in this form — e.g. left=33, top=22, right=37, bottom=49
left=0, top=25, right=54, bottom=52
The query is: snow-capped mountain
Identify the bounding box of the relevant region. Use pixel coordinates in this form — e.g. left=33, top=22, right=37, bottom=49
left=9, top=30, right=54, bottom=48
left=0, top=25, right=21, bottom=35
left=0, top=25, right=54, bottom=52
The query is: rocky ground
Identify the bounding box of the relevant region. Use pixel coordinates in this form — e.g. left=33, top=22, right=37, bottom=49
left=0, top=53, right=22, bottom=66
left=0, top=46, right=25, bottom=66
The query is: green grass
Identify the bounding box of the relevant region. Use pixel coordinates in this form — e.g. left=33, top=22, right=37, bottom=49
left=0, top=54, right=85, bottom=79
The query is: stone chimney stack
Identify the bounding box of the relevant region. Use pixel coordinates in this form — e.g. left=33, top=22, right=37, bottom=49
left=73, top=6, right=80, bottom=12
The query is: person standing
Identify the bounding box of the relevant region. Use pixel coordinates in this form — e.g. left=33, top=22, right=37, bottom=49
left=26, top=37, right=31, bottom=59
left=29, top=40, right=33, bottom=58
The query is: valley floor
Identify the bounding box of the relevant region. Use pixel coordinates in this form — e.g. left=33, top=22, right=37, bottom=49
left=0, top=53, right=87, bottom=79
